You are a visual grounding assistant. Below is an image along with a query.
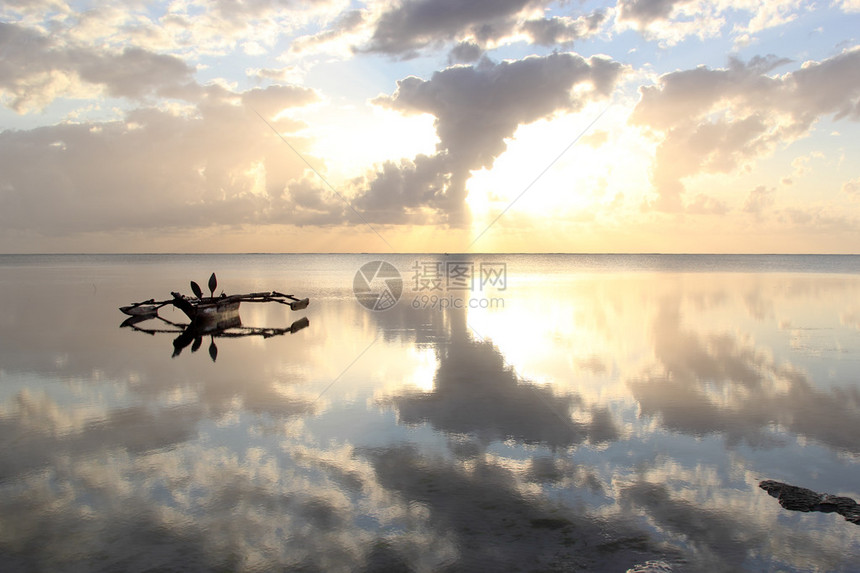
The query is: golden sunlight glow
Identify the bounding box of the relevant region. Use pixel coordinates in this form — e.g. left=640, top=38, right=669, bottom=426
left=300, top=104, right=439, bottom=186
left=405, top=346, right=438, bottom=393
left=462, top=274, right=659, bottom=403
left=246, top=160, right=267, bottom=197
left=465, top=104, right=655, bottom=250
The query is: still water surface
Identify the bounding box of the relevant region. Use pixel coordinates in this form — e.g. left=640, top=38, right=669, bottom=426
left=1, top=254, right=859, bottom=572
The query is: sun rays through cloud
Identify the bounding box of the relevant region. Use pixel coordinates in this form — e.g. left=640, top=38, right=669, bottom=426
left=1, top=1, right=859, bottom=253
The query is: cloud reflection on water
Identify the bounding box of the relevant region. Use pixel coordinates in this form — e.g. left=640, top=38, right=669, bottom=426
left=0, top=256, right=859, bottom=571
left=630, top=292, right=860, bottom=454
left=392, top=307, right=619, bottom=448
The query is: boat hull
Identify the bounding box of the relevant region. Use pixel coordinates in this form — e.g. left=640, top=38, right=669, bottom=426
left=179, top=300, right=241, bottom=324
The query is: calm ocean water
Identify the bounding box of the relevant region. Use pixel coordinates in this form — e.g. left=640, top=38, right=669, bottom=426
left=1, top=254, right=859, bottom=572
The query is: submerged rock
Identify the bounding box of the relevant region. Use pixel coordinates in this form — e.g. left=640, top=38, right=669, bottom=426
left=759, top=480, right=860, bottom=525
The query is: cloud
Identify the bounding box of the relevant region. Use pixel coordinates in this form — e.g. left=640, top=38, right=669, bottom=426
left=76, top=46, right=195, bottom=99
left=628, top=297, right=860, bottom=452
left=685, top=193, right=729, bottom=215
left=0, top=391, right=204, bottom=479
left=361, top=0, right=537, bottom=58
left=390, top=308, right=619, bottom=447
left=619, top=480, right=858, bottom=572
left=630, top=50, right=860, bottom=211
left=241, top=84, right=320, bottom=117
left=580, top=129, right=609, bottom=148
left=619, top=480, right=756, bottom=571
left=1, top=0, right=344, bottom=78
left=0, top=22, right=196, bottom=112
left=354, top=52, right=623, bottom=224
left=520, top=10, right=607, bottom=47
left=352, top=0, right=606, bottom=59
left=365, top=445, right=674, bottom=571
left=743, top=185, right=776, bottom=218
left=0, top=83, right=353, bottom=236
left=246, top=66, right=299, bottom=83
left=617, top=0, right=691, bottom=27
left=290, top=8, right=368, bottom=54
left=843, top=176, right=860, bottom=197
left=615, top=0, right=807, bottom=45
left=447, top=40, right=483, bottom=64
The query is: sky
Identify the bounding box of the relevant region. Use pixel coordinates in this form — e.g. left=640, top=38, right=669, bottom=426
left=1, top=0, right=859, bottom=254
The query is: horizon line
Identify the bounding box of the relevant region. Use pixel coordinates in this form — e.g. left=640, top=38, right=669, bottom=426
left=2, top=252, right=860, bottom=257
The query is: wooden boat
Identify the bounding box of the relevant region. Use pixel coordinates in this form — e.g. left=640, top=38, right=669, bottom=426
left=121, top=291, right=309, bottom=320
left=120, top=273, right=309, bottom=324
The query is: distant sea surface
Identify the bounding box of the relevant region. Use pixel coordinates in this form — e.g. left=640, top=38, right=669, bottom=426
left=1, top=254, right=859, bottom=572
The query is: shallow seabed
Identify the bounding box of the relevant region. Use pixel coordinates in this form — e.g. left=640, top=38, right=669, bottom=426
left=1, top=254, right=859, bottom=572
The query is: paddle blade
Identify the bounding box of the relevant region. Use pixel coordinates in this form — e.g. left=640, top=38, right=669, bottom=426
left=190, top=281, right=203, bottom=299
left=290, top=316, right=310, bottom=333
left=290, top=297, right=309, bottom=311
left=208, top=273, right=217, bottom=297
left=208, top=338, right=218, bottom=362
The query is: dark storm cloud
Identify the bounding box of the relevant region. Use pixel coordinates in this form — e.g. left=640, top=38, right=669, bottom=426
left=630, top=51, right=860, bottom=211
left=354, top=52, right=623, bottom=224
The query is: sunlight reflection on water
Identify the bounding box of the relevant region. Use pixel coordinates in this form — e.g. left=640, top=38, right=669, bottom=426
left=1, top=254, right=859, bottom=572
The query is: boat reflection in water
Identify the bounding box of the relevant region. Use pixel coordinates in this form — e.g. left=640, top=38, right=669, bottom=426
left=120, top=312, right=310, bottom=361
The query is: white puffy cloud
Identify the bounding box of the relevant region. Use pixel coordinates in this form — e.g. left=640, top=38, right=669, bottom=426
left=0, top=22, right=196, bottom=112
left=843, top=177, right=860, bottom=196
left=0, top=83, right=353, bottom=235
left=743, top=185, right=776, bottom=218
left=630, top=49, right=860, bottom=211
left=362, top=0, right=539, bottom=57
left=353, top=52, right=623, bottom=224
left=447, top=40, right=484, bottom=64
left=290, top=8, right=369, bottom=55
left=838, top=0, right=860, bottom=13
left=615, top=0, right=807, bottom=45
left=293, top=0, right=606, bottom=59
left=521, top=10, right=607, bottom=47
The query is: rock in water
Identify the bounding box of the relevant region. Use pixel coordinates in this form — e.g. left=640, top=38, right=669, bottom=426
left=760, top=480, right=860, bottom=525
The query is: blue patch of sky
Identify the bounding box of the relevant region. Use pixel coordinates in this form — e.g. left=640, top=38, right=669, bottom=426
left=303, top=52, right=448, bottom=104
left=732, top=4, right=860, bottom=69
left=0, top=95, right=126, bottom=132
